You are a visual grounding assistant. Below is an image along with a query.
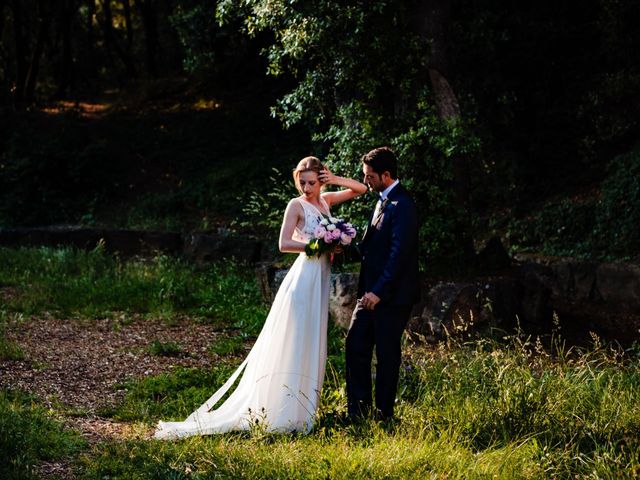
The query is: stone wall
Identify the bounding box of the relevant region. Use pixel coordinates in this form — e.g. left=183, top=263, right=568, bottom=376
left=258, top=257, right=640, bottom=344
left=0, top=226, right=262, bottom=264
left=3, top=227, right=638, bottom=343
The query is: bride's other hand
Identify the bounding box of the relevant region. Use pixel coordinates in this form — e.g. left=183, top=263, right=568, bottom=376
left=318, top=167, right=336, bottom=185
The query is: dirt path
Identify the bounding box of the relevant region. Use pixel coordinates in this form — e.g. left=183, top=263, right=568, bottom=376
left=0, top=314, right=235, bottom=478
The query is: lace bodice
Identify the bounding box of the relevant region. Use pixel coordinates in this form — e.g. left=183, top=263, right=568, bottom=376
left=293, top=197, right=330, bottom=243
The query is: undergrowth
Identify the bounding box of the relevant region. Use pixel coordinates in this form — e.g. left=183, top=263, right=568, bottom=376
left=0, top=246, right=268, bottom=333
left=0, top=390, right=85, bottom=480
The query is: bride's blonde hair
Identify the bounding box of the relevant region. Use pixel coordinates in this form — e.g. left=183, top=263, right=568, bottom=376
left=293, top=156, right=324, bottom=193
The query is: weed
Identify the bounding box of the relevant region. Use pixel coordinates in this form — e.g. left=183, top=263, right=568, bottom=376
left=149, top=340, right=184, bottom=357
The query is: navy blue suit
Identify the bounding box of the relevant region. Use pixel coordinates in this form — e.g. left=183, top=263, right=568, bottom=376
left=346, top=183, right=420, bottom=419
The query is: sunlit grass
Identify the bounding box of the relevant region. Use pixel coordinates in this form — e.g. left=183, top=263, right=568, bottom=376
left=1, top=247, right=639, bottom=478
left=86, top=328, right=640, bottom=479
left=0, top=246, right=268, bottom=333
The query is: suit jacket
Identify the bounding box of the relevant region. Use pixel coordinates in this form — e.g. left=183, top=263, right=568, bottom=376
left=357, top=183, right=420, bottom=306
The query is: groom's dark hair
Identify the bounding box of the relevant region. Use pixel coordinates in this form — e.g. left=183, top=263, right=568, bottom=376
left=362, top=147, right=398, bottom=179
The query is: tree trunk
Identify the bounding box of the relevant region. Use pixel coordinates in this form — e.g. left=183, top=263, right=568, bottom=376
left=100, top=0, right=137, bottom=78
left=135, top=0, right=159, bottom=77
left=11, top=0, right=28, bottom=102
left=0, top=0, right=6, bottom=104
left=122, top=0, right=134, bottom=52
left=0, top=0, right=6, bottom=39
left=56, top=0, right=75, bottom=97
left=85, top=0, right=96, bottom=77
left=410, top=0, right=469, bottom=209
left=24, top=0, right=49, bottom=101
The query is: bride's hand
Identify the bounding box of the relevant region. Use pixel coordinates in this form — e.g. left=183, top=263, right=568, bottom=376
left=318, top=167, right=336, bottom=185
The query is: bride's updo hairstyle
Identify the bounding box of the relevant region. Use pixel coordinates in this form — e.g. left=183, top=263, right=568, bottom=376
left=293, top=156, right=324, bottom=194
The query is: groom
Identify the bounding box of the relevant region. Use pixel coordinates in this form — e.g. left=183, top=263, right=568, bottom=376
left=346, top=146, right=420, bottom=421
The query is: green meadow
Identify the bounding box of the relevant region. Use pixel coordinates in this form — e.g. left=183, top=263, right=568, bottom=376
left=1, top=247, right=639, bottom=479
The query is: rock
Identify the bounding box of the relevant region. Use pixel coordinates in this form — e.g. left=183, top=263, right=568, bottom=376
left=573, top=262, right=598, bottom=301
left=329, top=273, right=359, bottom=328
left=256, top=265, right=358, bottom=328
left=254, top=262, right=289, bottom=304
left=0, top=226, right=183, bottom=256
left=595, top=262, right=640, bottom=309
left=475, top=236, right=512, bottom=273
left=182, top=232, right=262, bottom=267
left=550, top=260, right=574, bottom=297
left=517, top=264, right=553, bottom=333
left=408, top=282, right=496, bottom=341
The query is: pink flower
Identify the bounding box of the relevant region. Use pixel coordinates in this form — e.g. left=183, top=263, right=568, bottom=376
left=340, top=233, right=352, bottom=245
left=314, top=225, right=327, bottom=239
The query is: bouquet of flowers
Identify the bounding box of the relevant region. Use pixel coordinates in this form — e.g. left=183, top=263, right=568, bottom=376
left=305, top=216, right=357, bottom=258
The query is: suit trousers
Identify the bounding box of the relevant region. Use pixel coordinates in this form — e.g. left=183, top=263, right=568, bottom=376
left=345, top=303, right=412, bottom=419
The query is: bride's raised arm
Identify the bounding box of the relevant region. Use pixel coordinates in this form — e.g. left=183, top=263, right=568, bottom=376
left=318, top=166, right=367, bottom=207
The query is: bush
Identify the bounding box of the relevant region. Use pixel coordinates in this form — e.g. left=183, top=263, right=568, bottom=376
left=596, top=145, right=640, bottom=257
left=507, top=144, right=640, bottom=260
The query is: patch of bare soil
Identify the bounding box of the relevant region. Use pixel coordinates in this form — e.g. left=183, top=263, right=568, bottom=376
left=0, top=313, right=244, bottom=478
left=0, top=314, right=228, bottom=411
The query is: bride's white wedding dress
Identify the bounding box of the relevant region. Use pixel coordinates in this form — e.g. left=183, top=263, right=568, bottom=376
left=154, top=198, right=331, bottom=439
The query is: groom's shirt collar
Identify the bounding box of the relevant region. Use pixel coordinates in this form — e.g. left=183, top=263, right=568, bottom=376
left=380, top=179, right=400, bottom=201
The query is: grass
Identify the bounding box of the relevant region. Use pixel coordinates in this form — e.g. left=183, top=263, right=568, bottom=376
left=209, top=335, right=245, bottom=356
left=0, top=245, right=268, bottom=333
left=79, top=333, right=640, bottom=479
left=0, top=337, right=24, bottom=361
left=110, top=365, right=236, bottom=423
left=0, top=310, right=25, bottom=361
left=149, top=340, right=184, bottom=357
left=1, top=247, right=639, bottom=478
left=0, top=390, right=85, bottom=480
left=92, top=325, right=640, bottom=478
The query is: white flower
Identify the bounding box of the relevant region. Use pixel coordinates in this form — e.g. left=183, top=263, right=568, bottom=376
left=326, top=224, right=336, bottom=231
left=329, top=217, right=339, bottom=224
left=320, top=218, right=329, bottom=226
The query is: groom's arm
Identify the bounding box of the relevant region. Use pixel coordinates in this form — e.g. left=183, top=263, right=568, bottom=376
left=370, top=198, right=418, bottom=302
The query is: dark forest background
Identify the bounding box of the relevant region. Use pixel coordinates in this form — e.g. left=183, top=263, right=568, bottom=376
left=1, top=0, right=640, bottom=268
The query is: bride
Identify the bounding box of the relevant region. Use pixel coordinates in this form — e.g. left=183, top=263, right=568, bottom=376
left=154, top=156, right=367, bottom=438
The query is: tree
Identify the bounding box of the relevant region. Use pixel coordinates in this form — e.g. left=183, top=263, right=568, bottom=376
left=218, top=0, right=479, bottom=264
left=135, top=0, right=160, bottom=77
left=99, top=0, right=137, bottom=79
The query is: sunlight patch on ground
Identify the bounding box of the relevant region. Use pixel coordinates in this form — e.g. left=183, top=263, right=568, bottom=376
left=69, top=417, right=152, bottom=443
left=41, top=100, right=112, bottom=118
left=192, top=98, right=223, bottom=110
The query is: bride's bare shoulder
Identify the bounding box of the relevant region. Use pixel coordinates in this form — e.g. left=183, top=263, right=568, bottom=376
left=285, top=197, right=305, bottom=214
left=288, top=197, right=303, bottom=206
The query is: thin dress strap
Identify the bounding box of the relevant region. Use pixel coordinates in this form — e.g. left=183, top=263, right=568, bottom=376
left=319, top=196, right=331, bottom=216
left=299, top=197, right=330, bottom=217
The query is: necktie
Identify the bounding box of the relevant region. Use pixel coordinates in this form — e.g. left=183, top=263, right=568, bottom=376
left=372, top=195, right=386, bottom=223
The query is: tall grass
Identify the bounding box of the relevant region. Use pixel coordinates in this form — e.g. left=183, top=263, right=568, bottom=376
left=86, top=330, right=640, bottom=478
left=0, top=311, right=25, bottom=361
left=1, top=247, right=639, bottom=478
left=0, top=246, right=268, bottom=332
